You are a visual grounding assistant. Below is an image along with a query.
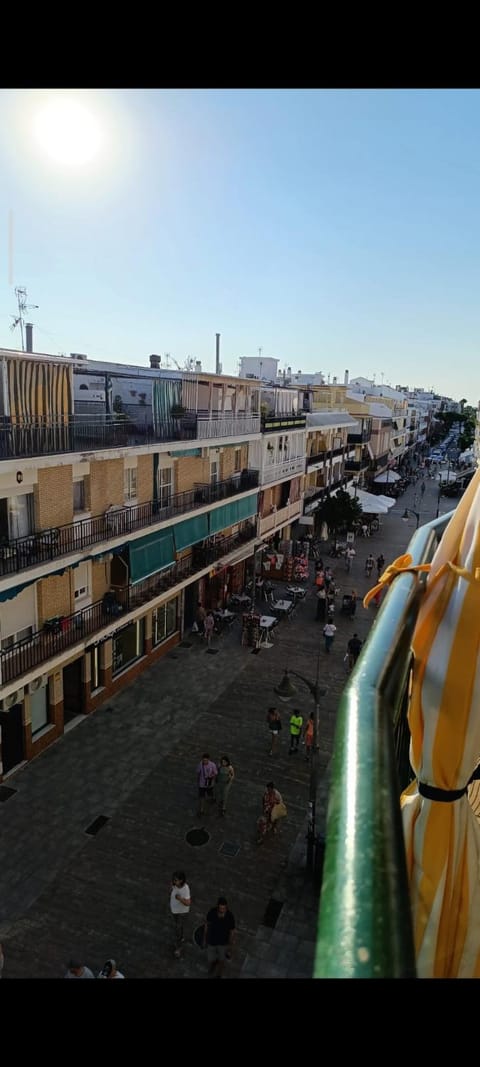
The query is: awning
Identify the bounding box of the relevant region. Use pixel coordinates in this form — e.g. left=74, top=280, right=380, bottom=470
left=208, top=494, right=258, bottom=536
left=173, top=514, right=209, bottom=552
left=129, top=529, right=175, bottom=583
left=348, top=487, right=389, bottom=514
left=375, top=494, right=396, bottom=509
left=374, top=470, right=401, bottom=484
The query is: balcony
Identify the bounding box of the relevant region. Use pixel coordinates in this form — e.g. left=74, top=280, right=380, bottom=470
left=258, top=499, right=303, bottom=537
left=261, top=456, right=305, bottom=485
left=0, top=471, right=259, bottom=579
left=0, top=523, right=257, bottom=685
left=347, top=430, right=371, bottom=444
left=261, top=413, right=307, bottom=433
left=344, top=458, right=369, bottom=472
left=0, top=412, right=261, bottom=461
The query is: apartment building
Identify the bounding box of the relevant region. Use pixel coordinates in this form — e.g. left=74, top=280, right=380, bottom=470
left=0, top=349, right=262, bottom=779
left=303, top=412, right=358, bottom=517
left=250, top=387, right=306, bottom=543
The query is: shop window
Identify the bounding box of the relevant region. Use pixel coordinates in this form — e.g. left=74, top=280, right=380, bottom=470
left=153, top=598, right=178, bottom=647
left=124, top=467, right=138, bottom=502
left=30, top=685, right=49, bottom=736
left=112, top=618, right=145, bottom=675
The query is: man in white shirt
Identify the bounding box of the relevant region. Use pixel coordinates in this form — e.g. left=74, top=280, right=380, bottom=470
left=170, top=871, right=192, bottom=958
left=323, top=622, right=337, bottom=653
left=345, top=546, right=356, bottom=572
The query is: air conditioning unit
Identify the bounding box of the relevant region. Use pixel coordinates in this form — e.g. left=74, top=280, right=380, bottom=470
left=1, top=687, right=25, bottom=711
left=28, top=675, right=48, bottom=694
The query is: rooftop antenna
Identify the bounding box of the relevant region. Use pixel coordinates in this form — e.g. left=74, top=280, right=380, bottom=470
left=380, top=372, right=385, bottom=386
left=10, top=286, right=39, bottom=352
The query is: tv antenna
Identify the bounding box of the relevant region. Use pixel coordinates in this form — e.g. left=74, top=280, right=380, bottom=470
left=10, top=287, right=39, bottom=352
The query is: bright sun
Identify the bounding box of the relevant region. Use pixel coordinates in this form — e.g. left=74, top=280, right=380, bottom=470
left=33, top=97, right=101, bottom=167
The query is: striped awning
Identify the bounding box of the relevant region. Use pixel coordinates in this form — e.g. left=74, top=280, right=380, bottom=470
left=401, top=467, right=480, bottom=977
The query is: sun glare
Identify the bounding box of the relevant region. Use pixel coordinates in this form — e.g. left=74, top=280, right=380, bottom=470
left=33, top=97, right=101, bottom=167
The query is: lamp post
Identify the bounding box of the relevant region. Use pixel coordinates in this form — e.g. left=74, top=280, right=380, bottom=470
left=402, top=507, right=420, bottom=530
left=274, top=649, right=327, bottom=871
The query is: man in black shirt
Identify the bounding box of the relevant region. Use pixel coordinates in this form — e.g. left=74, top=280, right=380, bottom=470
left=347, top=633, right=363, bottom=671
left=204, top=896, right=236, bottom=978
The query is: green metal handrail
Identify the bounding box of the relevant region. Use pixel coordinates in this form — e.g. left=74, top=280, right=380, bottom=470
left=314, top=512, right=453, bottom=979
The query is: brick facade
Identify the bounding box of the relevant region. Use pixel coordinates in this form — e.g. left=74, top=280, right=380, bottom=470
left=137, top=454, right=153, bottom=504
left=37, top=572, right=72, bottom=626
left=175, top=455, right=210, bottom=493
left=87, top=458, right=124, bottom=515
left=35, top=466, right=74, bottom=530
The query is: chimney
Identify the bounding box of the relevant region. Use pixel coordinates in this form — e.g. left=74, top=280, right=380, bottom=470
left=215, top=333, right=221, bottom=375
left=149, top=354, right=161, bottom=369
left=26, top=323, right=33, bottom=353
left=344, top=369, right=349, bottom=385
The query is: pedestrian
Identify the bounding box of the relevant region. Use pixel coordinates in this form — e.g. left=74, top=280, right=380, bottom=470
left=376, top=553, right=385, bottom=577
left=262, top=781, right=284, bottom=834
left=266, top=706, right=282, bottom=755
left=196, top=601, right=206, bottom=636
left=323, top=621, right=337, bottom=653
left=421, top=481, right=426, bottom=496
left=349, top=589, right=357, bottom=618
left=65, top=958, right=95, bottom=979
left=170, top=870, right=191, bottom=958
left=216, top=756, right=235, bottom=815
left=345, top=546, right=356, bottom=572
left=365, top=553, right=375, bottom=577
left=347, top=633, right=363, bottom=671
left=361, top=522, right=369, bottom=538
left=303, top=712, right=314, bottom=762
left=196, top=753, right=218, bottom=816
left=204, top=611, right=215, bottom=645
left=289, top=709, right=303, bottom=753
left=204, top=896, right=236, bottom=979
left=316, top=586, right=327, bottom=621
left=97, top=959, right=125, bottom=979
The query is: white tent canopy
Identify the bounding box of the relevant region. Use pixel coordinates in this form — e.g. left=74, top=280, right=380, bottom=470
left=374, top=470, right=401, bottom=484
left=348, top=487, right=389, bottom=514
left=375, top=494, right=396, bottom=509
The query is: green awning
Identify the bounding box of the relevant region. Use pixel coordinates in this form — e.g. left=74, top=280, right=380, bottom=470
left=129, top=529, right=175, bottom=584
left=209, top=494, right=258, bottom=535
left=173, top=514, right=209, bottom=552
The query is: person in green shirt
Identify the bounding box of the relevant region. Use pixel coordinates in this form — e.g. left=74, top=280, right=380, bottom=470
left=289, top=710, right=303, bottom=754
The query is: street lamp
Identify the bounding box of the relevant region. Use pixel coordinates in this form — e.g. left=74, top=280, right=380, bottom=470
left=402, top=507, right=420, bottom=530
left=274, top=649, right=327, bottom=871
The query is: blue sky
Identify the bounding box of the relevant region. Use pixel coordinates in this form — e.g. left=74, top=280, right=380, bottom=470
left=0, top=88, right=479, bottom=403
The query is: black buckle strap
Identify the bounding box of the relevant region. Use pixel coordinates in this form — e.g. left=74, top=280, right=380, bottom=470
left=419, top=764, right=480, bottom=803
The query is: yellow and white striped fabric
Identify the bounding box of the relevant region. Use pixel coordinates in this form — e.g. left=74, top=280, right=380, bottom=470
left=401, top=467, right=480, bottom=978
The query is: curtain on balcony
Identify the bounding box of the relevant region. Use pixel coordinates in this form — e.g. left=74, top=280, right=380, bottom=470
left=129, top=529, right=175, bottom=583
left=209, top=494, right=258, bottom=535
left=6, top=357, right=73, bottom=452
left=152, top=378, right=182, bottom=439
left=173, top=514, right=209, bottom=552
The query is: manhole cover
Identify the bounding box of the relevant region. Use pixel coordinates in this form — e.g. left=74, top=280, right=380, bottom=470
left=185, top=827, right=210, bottom=847
left=85, top=815, right=110, bottom=836
left=0, top=785, right=17, bottom=803
left=206, top=648, right=219, bottom=655
left=218, top=841, right=240, bottom=858
left=262, top=898, right=284, bottom=928
left=193, top=925, right=206, bottom=949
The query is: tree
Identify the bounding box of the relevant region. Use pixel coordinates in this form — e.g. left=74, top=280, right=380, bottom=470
left=315, top=489, right=363, bottom=536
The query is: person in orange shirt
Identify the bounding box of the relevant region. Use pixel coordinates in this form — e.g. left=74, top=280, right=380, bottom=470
left=303, top=712, right=314, bottom=762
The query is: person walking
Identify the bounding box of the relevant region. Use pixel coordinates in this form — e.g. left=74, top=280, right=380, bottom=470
left=204, top=611, right=215, bottom=645
left=347, top=633, right=363, bottom=671
left=316, top=586, right=327, bottom=621
left=323, top=620, right=337, bottom=653
left=216, top=756, right=235, bottom=815
left=196, top=753, right=218, bottom=816
left=262, top=781, right=284, bottom=835
left=195, top=601, right=206, bottom=636
left=289, top=709, right=303, bottom=754
left=376, top=553, right=385, bottom=577
left=65, top=958, right=95, bottom=979
left=303, top=712, right=314, bottom=761
left=266, top=706, right=282, bottom=755
left=365, top=553, right=375, bottom=577
left=345, top=545, right=356, bottom=572
left=349, top=589, right=358, bottom=618
left=170, top=870, right=191, bottom=958
left=204, top=897, right=236, bottom=979
left=421, top=481, right=426, bottom=497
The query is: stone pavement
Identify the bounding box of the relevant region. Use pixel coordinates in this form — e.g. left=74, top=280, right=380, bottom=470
left=0, top=473, right=452, bottom=979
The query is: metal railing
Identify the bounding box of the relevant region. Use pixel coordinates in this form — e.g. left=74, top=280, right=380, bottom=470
left=315, top=512, right=452, bottom=978
left=261, top=413, right=307, bottom=432
left=0, top=523, right=257, bottom=685
left=262, top=457, right=306, bottom=484
left=0, top=472, right=259, bottom=578
left=197, top=415, right=260, bottom=438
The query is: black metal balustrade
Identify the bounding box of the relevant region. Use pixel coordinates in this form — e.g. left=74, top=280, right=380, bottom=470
left=0, top=523, right=257, bottom=685
left=0, top=471, right=259, bottom=578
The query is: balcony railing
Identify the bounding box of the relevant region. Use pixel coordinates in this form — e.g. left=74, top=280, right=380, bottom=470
left=315, top=513, right=451, bottom=978
left=0, top=471, right=259, bottom=579
left=344, top=458, right=368, bottom=471
left=347, top=430, right=371, bottom=444
left=261, top=413, right=307, bottom=433
left=0, top=523, right=257, bottom=685
left=258, top=500, right=303, bottom=536
left=261, top=456, right=306, bottom=484
left=0, top=412, right=261, bottom=460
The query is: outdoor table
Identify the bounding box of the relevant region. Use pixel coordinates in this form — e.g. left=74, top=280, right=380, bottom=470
left=273, top=599, right=294, bottom=616
left=259, top=614, right=277, bottom=648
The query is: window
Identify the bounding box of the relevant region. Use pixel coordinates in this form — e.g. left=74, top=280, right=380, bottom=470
left=7, top=493, right=34, bottom=539
left=74, top=563, right=90, bottom=604
left=211, top=460, right=219, bottom=486
left=112, top=618, right=145, bottom=675
left=30, top=686, right=49, bottom=735
left=157, top=466, right=172, bottom=508
left=124, top=467, right=138, bottom=501
left=90, top=647, right=100, bottom=691
left=153, top=597, right=178, bottom=646
left=234, top=448, right=241, bottom=473
left=73, top=479, right=85, bottom=513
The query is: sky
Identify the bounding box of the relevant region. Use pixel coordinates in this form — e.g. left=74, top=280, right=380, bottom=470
left=0, top=88, right=479, bottom=404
